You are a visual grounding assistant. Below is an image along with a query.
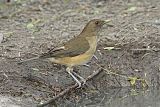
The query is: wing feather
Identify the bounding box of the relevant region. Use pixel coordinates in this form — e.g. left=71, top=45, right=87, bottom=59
left=40, top=36, right=90, bottom=58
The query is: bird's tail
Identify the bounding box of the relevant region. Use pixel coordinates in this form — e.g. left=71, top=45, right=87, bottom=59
left=17, top=57, right=40, bottom=64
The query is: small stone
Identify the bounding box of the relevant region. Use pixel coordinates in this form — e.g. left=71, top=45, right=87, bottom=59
left=0, top=33, right=4, bottom=44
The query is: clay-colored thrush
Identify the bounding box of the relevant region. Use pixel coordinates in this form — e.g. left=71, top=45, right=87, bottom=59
left=18, top=19, right=109, bottom=87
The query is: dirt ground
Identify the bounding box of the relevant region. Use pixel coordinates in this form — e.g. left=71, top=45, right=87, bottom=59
left=0, top=0, right=160, bottom=106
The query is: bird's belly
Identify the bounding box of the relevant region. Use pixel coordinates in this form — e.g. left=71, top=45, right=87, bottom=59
left=50, top=51, right=94, bottom=67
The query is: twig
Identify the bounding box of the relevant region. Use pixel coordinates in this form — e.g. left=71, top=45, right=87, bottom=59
left=103, top=46, right=160, bottom=52
left=130, top=48, right=160, bottom=52
left=95, top=62, right=148, bottom=88
left=95, top=62, right=128, bottom=79
left=37, top=68, right=103, bottom=107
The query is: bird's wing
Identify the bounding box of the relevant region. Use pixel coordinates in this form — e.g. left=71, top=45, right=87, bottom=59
left=40, top=36, right=90, bottom=58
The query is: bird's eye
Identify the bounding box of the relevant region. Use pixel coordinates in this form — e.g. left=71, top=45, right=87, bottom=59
left=95, top=21, right=99, bottom=25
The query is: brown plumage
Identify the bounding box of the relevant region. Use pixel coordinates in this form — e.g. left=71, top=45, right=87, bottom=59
left=18, top=19, right=108, bottom=87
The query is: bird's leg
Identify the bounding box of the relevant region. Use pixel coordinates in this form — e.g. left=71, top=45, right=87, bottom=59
left=72, top=72, right=86, bottom=85
left=93, top=55, right=98, bottom=60
left=82, top=55, right=98, bottom=67
left=66, top=67, right=81, bottom=88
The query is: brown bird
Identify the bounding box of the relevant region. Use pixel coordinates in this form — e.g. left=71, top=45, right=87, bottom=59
left=18, top=19, right=109, bottom=87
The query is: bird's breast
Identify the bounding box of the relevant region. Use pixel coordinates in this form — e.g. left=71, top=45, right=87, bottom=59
left=85, top=36, right=97, bottom=55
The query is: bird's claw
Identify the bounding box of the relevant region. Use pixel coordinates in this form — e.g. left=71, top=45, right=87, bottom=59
left=76, top=79, right=86, bottom=88
left=76, top=81, right=82, bottom=88
left=81, top=78, right=86, bottom=85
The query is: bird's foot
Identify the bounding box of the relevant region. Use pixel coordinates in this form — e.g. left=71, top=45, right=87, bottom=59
left=80, top=77, right=86, bottom=85
left=72, top=72, right=86, bottom=85
left=66, top=67, right=87, bottom=88
left=75, top=78, right=87, bottom=88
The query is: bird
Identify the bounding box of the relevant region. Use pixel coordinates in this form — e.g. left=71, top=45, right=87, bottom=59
left=18, top=19, right=109, bottom=87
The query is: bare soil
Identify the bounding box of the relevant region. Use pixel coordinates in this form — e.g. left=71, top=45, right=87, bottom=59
left=0, top=0, right=160, bottom=106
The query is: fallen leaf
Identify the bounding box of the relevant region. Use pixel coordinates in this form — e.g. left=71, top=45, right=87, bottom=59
left=27, top=23, right=34, bottom=29
left=31, top=68, right=39, bottom=71
left=128, top=76, right=138, bottom=86
left=26, top=19, right=41, bottom=32
left=103, top=47, right=115, bottom=50
left=127, top=6, right=137, bottom=12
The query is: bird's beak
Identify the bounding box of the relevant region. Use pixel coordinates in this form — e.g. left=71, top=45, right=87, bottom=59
left=103, top=19, right=114, bottom=27
left=104, top=19, right=111, bottom=23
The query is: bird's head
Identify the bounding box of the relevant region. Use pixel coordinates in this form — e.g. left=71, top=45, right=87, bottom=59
left=82, top=19, right=110, bottom=36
